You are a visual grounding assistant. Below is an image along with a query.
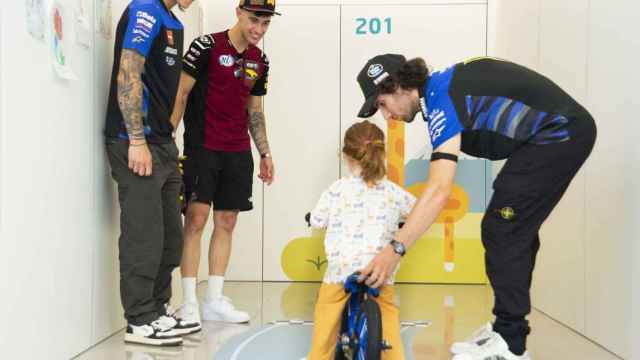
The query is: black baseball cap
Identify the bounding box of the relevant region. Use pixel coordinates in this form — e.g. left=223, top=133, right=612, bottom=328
left=239, top=0, right=281, bottom=16
left=357, top=54, right=407, bottom=118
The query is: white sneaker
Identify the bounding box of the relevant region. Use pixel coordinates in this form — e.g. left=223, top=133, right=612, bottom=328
left=157, top=314, right=178, bottom=329
left=201, top=296, right=250, bottom=323
left=124, top=319, right=182, bottom=346
left=451, top=322, right=494, bottom=354
left=172, top=302, right=203, bottom=335
left=452, top=331, right=531, bottom=360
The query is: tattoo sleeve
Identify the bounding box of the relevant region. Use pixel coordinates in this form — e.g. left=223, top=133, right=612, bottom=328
left=117, top=49, right=146, bottom=141
left=248, top=110, right=271, bottom=156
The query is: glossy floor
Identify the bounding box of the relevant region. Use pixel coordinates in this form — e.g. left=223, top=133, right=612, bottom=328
left=75, top=282, right=621, bottom=360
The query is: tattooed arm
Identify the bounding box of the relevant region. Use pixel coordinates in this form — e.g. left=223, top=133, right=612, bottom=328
left=247, top=95, right=274, bottom=185
left=117, top=49, right=152, bottom=176
left=247, top=95, right=271, bottom=156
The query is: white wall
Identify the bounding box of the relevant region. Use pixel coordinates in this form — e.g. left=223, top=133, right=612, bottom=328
left=0, top=1, right=201, bottom=358
left=92, top=0, right=126, bottom=348
left=634, top=173, right=640, bottom=360
left=490, top=0, right=640, bottom=358
left=634, top=138, right=640, bottom=360
left=0, top=1, right=3, bottom=253
left=262, top=4, right=342, bottom=281
left=633, top=167, right=640, bottom=360
left=0, top=1, right=95, bottom=358
left=584, top=1, right=638, bottom=357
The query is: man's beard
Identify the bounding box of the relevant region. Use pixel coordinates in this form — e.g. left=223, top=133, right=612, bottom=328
left=178, top=4, right=186, bottom=12
left=404, top=106, right=420, bottom=123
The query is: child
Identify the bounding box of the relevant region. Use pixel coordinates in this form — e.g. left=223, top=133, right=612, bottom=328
left=307, top=120, right=416, bottom=360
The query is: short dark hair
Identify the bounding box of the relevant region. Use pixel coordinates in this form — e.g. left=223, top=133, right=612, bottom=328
left=378, top=58, right=430, bottom=94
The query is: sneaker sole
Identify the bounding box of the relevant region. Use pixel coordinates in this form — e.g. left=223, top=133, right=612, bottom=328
left=202, top=312, right=250, bottom=324
left=124, top=333, right=183, bottom=347
left=173, top=324, right=202, bottom=336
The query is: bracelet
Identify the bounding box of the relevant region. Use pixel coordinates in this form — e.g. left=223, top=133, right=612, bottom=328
left=260, top=153, right=271, bottom=159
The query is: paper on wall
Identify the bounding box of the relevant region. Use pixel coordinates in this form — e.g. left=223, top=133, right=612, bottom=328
left=74, top=0, right=91, bottom=48
left=97, top=0, right=113, bottom=40
left=25, top=0, right=46, bottom=41
left=50, top=1, right=77, bottom=80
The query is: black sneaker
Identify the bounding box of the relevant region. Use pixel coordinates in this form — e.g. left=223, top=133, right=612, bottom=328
left=124, top=319, right=182, bottom=346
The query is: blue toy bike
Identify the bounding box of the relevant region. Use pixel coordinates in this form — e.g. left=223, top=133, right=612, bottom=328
left=335, top=273, right=392, bottom=360
left=305, top=213, right=396, bottom=360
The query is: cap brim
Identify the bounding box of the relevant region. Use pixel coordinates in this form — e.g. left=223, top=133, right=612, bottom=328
left=358, top=92, right=379, bottom=118
left=240, top=6, right=281, bottom=15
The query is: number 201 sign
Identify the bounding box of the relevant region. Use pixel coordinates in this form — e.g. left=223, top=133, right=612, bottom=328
left=355, top=17, right=392, bottom=35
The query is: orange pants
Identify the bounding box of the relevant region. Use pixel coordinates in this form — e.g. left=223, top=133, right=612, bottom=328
left=307, top=283, right=404, bottom=360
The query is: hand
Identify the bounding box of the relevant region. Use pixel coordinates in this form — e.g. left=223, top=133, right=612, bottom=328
left=128, top=142, right=153, bottom=176
left=358, top=245, right=401, bottom=289
left=258, top=156, right=274, bottom=185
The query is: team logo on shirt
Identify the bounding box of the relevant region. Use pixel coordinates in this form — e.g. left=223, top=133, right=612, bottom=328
left=419, top=97, right=428, bottom=118
left=166, top=30, right=174, bottom=46
left=245, top=68, right=259, bottom=80
left=199, top=35, right=212, bottom=45
left=136, top=12, right=156, bottom=31
left=219, top=54, right=235, bottom=67
left=132, top=28, right=150, bottom=38
left=428, top=108, right=447, bottom=142
left=166, top=56, right=176, bottom=66
left=136, top=11, right=157, bottom=25
left=164, top=46, right=178, bottom=55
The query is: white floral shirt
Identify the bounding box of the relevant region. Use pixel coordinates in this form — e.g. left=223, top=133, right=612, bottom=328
left=310, top=176, right=416, bottom=284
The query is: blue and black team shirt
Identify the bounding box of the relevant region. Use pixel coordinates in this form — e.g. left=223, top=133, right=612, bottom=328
left=420, top=57, right=590, bottom=160
left=105, top=0, right=184, bottom=143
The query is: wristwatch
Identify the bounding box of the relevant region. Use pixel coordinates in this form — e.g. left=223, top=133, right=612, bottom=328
left=260, top=153, right=271, bottom=159
left=390, top=239, right=406, bottom=257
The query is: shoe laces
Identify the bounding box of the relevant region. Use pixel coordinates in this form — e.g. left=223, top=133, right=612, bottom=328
left=150, top=319, right=169, bottom=332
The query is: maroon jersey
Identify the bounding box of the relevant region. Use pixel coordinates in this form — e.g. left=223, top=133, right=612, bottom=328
left=182, top=31, right=269, bottom=154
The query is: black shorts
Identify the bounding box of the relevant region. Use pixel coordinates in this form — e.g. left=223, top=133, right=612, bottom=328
left=182, top=149, right=254, bottom=212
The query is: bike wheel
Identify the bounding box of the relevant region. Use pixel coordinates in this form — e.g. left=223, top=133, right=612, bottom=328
left=363, top=298, right=383, bottom=360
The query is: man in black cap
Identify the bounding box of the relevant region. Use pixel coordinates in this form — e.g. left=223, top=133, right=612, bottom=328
left=169, top=0, right=279, bottom=327
left=355, top=54, right=596, bottom=360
